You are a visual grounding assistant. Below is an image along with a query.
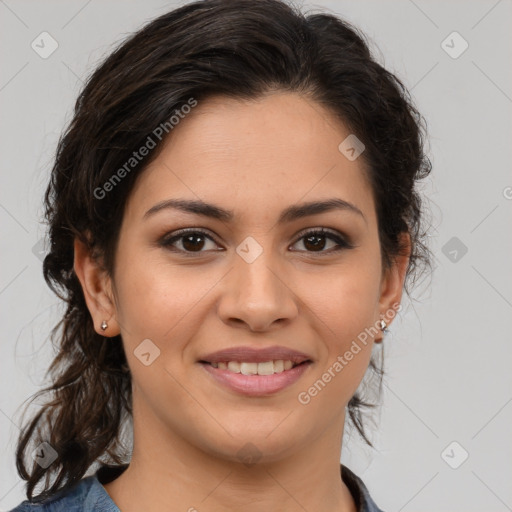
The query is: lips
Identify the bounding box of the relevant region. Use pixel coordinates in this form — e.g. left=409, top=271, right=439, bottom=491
left=200, top=361, right=312, bottom=396
left=199, top=345, right=312, bottom=365
left=197, top=345, right=313, bottom=396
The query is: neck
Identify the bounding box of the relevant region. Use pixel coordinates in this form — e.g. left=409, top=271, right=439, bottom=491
left=103, top=400, right=357, bottom=512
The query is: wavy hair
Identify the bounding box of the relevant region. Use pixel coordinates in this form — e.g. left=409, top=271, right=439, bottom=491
left=15, top=0, right=433, bottom=501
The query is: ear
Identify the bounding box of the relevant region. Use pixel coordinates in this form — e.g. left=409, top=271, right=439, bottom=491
left=73, top=233, right=120, bottom=337
left=375, top=231, right=411, bottom=342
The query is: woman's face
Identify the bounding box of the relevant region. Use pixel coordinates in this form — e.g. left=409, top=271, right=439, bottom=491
left=78, top=92, right=407, bottom=463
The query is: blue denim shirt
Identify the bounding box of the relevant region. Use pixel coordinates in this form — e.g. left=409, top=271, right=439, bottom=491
left=10, top=464, right=385, bottom=511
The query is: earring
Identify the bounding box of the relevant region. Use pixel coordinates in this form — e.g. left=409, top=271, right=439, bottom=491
left=101, top=320, right=108, bottom=331
left=379, top=319, right=388, bottom=333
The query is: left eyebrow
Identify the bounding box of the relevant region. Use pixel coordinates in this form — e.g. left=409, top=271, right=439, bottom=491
left=143, top=197, right=367, bottom=225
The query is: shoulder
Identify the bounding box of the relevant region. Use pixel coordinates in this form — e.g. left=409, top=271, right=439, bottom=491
left=341, top=464, right=386, bottom=512
left=8, top=475, right=117, bottom=512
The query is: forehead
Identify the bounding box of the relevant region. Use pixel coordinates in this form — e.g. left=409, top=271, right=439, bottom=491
left=124, top=92, right=376, bottom=227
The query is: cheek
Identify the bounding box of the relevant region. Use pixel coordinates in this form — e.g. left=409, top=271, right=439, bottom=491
left=114, top=247, right=183, bottom=330
left=296, top=260, right=380, bottom=402
left=306, top=259, right=381, bottom=341
left=114, top=263, right=169, bottom=339
left=297, top=285, right=377, bottom=416
left=113, top=251, right=220, bottom=362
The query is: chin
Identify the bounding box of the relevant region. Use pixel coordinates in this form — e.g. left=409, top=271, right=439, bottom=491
left=199, top=424, right=310, bottom=465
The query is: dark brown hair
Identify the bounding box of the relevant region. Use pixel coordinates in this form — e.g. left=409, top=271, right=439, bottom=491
left=15, top=0, right=432, bottom=501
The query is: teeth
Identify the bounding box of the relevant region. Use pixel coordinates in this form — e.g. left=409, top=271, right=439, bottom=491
left=210, top=360, right=300, bottom=375
left=254, top=361, right=274, bottom=375
left=273, top=360, right=284, bottom=372
left=240, top=362, right=258, bottom=375
left=227, top=361, right=241, bottom=373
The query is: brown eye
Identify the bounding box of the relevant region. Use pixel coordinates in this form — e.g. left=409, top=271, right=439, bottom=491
left=291, top=228, right=353, bottom=254
left=160, top=229, right=221, bottom=254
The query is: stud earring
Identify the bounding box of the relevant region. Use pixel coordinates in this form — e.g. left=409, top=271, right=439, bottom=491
left=379, top=319, right=388, bottom=333
left=101, top=320, right=108, bottom=331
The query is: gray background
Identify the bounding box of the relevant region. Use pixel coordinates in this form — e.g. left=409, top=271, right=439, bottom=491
left=1, top=0, right=511, bottom=510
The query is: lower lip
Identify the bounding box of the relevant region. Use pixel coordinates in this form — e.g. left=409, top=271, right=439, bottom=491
left=199, top=362, right=312, bottom=396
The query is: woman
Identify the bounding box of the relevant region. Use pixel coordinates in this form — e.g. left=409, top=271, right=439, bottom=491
left=11, top=0, right=432, bottom=510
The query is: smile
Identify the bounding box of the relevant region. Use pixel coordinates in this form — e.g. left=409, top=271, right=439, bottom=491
left=199, top=360, right=312, bottom=396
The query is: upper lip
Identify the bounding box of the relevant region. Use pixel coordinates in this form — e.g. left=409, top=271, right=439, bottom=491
left=199, top=345, right=312, bottom=364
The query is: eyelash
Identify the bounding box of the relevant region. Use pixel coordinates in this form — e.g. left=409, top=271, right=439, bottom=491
left=159, top=227, right=354, bottom=256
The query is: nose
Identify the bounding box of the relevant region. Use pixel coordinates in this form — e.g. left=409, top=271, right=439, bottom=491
left=217, top=247, right=298, bottom=332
